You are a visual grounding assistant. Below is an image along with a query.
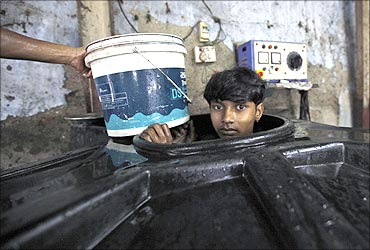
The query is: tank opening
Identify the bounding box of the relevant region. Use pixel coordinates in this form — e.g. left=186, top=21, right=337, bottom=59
left=133, top=113, right=295, bottom=159
left=191, top=113, right=286, bottom=141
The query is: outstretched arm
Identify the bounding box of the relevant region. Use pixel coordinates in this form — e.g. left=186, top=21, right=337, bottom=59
left=0, top=28, right=91, bottom=77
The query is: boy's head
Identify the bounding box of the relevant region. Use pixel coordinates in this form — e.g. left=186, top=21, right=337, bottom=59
left=203, top=66, right=266, bottom=138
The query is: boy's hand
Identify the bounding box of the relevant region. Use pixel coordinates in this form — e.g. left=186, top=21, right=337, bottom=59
left=139, top=123, right=173, bottom=144
left=171, top=120, right=196, bottom=143
left=139, top=120, right=196, bottom=144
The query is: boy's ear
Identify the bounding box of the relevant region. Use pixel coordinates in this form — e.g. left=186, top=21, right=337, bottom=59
left=256, top=103, right=264, bottom=122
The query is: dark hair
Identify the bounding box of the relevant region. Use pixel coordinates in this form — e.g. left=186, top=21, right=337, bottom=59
left=203, top=66, right=266, bottom=105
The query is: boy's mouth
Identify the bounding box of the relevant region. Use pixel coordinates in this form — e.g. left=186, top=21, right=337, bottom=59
left=219, top=128, right=238, bottom=137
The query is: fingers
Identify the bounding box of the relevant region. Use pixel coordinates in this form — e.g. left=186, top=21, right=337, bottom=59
left=82, top=69, right=92, bottom=78
left=70, top=46, right=93, bottom=78
left=172, top=126, right=186, bottom=137
left=172, top=129, right=187, bottom=143
left=139, top=123, right=173, bottom=144
left=139, top=131, right=153, bottom=142
left=160, top=123, right=173, bottom=143
left=139, top=121, right=195, bottom=144
left=172, top=120, right=195, bottom=143
left=188, top=120, right=196, bottom=142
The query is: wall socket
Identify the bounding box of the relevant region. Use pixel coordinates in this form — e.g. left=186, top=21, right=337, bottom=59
left=194, top=45, right=216, bottom=63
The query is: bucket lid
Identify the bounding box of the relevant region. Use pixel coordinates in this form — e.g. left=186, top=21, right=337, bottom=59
left=85, top=33, right=185, bottom=53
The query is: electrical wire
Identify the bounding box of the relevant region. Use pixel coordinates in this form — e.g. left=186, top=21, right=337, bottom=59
left=202, top=0, right=214, bottom=17
left=117, top=0, right=138, bottom=33
left=202, top=0, right=226, bottom=45
left=183, top=0, right=226, bottom=44
left=116, top=1, right=225, bottom=42
left=182, top=21, right=201, bottom=41
left=211, top=23, right=226, bottom=45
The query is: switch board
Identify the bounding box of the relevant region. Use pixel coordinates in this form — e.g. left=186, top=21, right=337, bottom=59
left=237, top=40, right=307, bottom=83
left=194, top=45, right=216, bottom=63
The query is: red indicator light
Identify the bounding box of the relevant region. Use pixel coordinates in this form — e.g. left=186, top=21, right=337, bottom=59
left=268, top=45, right=272, bottom=49
left=258, top=71, right=264, bottom=77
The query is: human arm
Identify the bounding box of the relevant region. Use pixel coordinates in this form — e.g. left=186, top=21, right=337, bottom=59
left=139, top=120, right=196, bottom=144
left=0, top=28, right=92, bottom=77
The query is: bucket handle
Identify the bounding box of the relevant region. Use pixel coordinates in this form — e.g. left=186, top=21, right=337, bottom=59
left=132, top=47, right=192, bottom=103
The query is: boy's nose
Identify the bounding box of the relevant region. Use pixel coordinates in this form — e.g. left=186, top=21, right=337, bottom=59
left=222, top=108, right=234, bottom=123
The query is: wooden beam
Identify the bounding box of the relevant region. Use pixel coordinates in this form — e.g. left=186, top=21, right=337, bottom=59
left=78, top=0, right=112, bottom=114
left=355, top=0, right=370, bottom=128
left=78, top=0, right=111, bottom=45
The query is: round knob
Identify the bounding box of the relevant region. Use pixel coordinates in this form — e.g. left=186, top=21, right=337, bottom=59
left=287, top=52, right=303, bottom=71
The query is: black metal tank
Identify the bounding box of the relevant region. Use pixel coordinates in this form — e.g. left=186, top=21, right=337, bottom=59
left=1, top=114, right=369, bottom=249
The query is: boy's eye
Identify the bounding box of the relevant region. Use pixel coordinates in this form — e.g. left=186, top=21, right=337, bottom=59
left=212, top=104, right=223, bottom=110
left=236, top=104, right=246, bottom=110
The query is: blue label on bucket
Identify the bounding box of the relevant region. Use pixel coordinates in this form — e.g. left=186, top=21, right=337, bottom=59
left=106, top=107, right=189, bottom=130
left=94, top=68, right=188, bottom=130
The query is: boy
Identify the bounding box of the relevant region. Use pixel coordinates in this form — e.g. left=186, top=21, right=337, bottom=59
left=139, top=66, right=266, bottom=144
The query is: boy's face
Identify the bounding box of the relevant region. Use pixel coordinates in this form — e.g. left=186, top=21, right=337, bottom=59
left=210, top=100, right=264, bottom=138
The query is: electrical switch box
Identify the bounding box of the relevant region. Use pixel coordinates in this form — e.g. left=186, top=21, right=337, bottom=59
left=198, top=21, right=210, bottom=42
left=237, top=40, right=307, bottom=83
left=194, top=45, right=216, bottom=63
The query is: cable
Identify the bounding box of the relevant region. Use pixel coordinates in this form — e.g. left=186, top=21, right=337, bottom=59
left=183, top=1, right=226, bottom=44
left=182, top=21, right=201, bottom=41
left=202, top=0, right=214, bottom=16
left=117, top=0, right=138, bottom=33
left=211, top=23, right=226, bottom=45
left=201, top=0, right=226, bottom=45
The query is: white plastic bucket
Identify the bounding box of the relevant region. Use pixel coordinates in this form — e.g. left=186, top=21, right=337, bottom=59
left=85, top=33, right=190, bottom=137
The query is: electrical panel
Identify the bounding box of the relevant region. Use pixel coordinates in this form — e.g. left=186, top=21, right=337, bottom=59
left=237, top=40, right=308, bottom=83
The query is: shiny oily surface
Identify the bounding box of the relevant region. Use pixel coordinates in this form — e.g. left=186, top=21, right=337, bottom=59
left=1, top=114, right=369, bottom=249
